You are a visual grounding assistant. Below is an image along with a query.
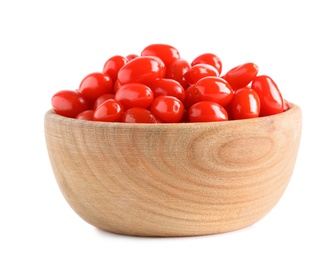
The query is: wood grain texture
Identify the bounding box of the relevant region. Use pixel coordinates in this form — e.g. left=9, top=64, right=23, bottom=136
left=44, top=104, right=302, bottom=237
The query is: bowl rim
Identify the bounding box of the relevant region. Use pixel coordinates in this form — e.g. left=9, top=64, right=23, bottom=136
left=45, top=103, right=300, bottom=129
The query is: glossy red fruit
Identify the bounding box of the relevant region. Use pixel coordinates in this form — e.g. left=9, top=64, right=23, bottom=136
left=283, top=99, right=291, bottom=111
left=76, top=110, right=95, bottom=120
left=103, top=55, right=127, bottom=83
left=93, top=93, right=115, bottom=109
left=117, top=56, right=166, bottom=85
left=141, top=43, right=180, bottom=67
left=93, top=99, right=124, bottom=122
left=113, top=79, right=122, bottom=93
left=78, top=72, right=113, bottom=102
left=188, top=101, right=228, bottom=122
left=184, top=64, right=219, bottom=85
left=223, top=101, right=233, bottom=121
left=191, top=53, right=222, bottom=75
left=185, top=76, right=233, bottom=107
left=149, top=78, right=185, bottom=103
left=165, top=58, right=190, bottom=88
left=231, top=87, right=260, bottom=119
left=223, top=62, right=259, bottom=90
left=52, top=90, right=89, bottom=118
left=150, top=96, right=184, bottom=123
left=251, top=75, right=284, bottom=116
left=115, top=83, right=154, bottom=109
left=126, top=54, right=139, bottom=61
left=121, top=107, right=160, bottom=123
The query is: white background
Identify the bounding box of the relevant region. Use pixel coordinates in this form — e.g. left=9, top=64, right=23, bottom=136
left=1, top=0, right=331, bottom=259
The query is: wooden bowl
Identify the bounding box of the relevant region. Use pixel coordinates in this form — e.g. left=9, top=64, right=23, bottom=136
left=44, top=104, right=302, bottom=237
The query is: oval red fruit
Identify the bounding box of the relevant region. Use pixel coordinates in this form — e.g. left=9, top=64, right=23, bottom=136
left=117, top=56, right=166, bottom=85
left=251, top=75, right=284, bottom=116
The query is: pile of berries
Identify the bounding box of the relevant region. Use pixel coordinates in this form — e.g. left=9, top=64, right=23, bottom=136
left=51, top=43, right=290, bottom=123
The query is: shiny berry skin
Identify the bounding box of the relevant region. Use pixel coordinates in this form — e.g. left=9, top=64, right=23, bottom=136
left=165, top=58, right=190, bottom=88
left=113, top=79, right=122, bottom=93
left=223, top=62, right=259, bottom=90
left=76, top=110, right=94, bottom=120
left=184, top=64, right=219, bottom=85
left=149, top=78, right=185, bottom=103
left=188, top=101, right=228, bottom=122
left=52, top=90, right=89, bottom=118
left=126, top=54, right=139, bottom=61
left=103, top=55, right=127, bottom=83
left=50, top=43, right=289, bottom=123
left=93, top=99, right=124, bottom=122
left=93, top=93, right=115, bottom=109
left=121, top=107, right=161, bottom=123
left=283, top=99, right=291, bottom=111
left=191, top=53, right=222, bottom=75
left=115, top=83, right=154, bottom=110
left=251, top=75, right=284, bottom=116
left=231, top=87, right=260, bottom=120
left=141, top=43, right=180, bottom=67
left=185, top=76, right=233, bottom=107
left=150, top=96, right=184, bottom=123
left=117, top=56, right=166, bottom=85
left=78, top=72, right=113, bottom=102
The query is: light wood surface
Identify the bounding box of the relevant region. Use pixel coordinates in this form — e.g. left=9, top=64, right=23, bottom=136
left=44, top=104, right=302, bottom=237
